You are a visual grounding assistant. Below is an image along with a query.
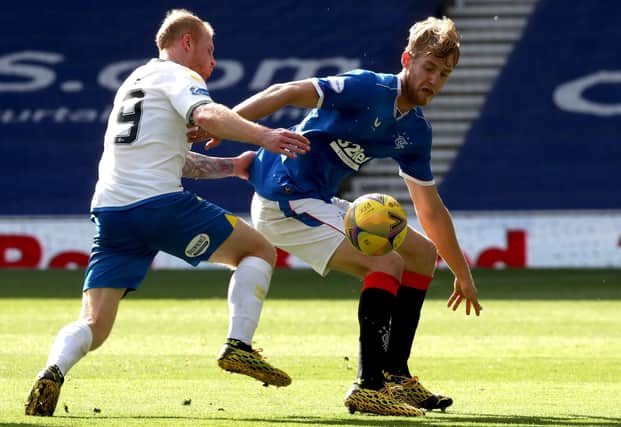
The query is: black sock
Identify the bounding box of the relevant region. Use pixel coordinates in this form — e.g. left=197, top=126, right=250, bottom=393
left=227, top=338, right=252, bottom=352
left=357, top=288, right=396, bottom=390
left=385, top=286, right=427, bottom=377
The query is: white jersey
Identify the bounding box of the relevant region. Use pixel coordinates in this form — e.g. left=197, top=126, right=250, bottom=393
left=91, top=59, right=212, bottom=210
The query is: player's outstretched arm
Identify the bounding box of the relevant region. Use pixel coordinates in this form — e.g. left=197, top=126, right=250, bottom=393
left=182, top=150, right=256, bottom=180
left=404, top=179, right=482, bottom=316
left=191, top=103, right=310, bottom=158
left=234, top=80, right=319, bottom=121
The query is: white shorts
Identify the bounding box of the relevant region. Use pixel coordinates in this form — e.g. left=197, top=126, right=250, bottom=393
left=250, top=193, right=349, bottom=276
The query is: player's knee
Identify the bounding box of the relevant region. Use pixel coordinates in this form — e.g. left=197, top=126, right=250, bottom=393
left=419, top=238, right=438, bottom=269
left=364, top=251, right=404, bottom=278
left=237, top=230, right=277, bottom=268
left=254, top=239, right=277, bottom=268
left=401, top=237, right=438, bottom=273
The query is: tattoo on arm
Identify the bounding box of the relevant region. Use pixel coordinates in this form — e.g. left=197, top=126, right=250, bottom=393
left=182, top=151, right=234, bottom=179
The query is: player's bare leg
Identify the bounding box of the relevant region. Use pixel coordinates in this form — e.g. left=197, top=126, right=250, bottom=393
left=210, top=220, right=291, bottom=387
left=26, top=288, right=124, bottom=416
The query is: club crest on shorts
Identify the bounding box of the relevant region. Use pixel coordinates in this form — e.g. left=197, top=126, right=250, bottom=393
left=185, top=233, right=210, bottom=257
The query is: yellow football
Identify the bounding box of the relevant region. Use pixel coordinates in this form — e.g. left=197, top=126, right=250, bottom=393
left=344, top=193, right=408, bottom=256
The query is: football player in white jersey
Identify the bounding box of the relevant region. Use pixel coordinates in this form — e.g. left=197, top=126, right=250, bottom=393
left=25, top=9, right=309, bottom=417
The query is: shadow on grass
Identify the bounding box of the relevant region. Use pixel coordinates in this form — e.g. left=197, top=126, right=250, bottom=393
left=215, top=413, right=621, bottom=426
left=0, top=268, right=619, bottom=300
left=0, top=424, right=49, bottom=427
left=434, top=413, right=621, bottom=427
left=21, top=413, right=621, bottom=426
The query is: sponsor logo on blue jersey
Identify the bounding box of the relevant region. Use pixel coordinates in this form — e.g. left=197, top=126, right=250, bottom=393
left=394, top=135, right=409, bottom=149
left=329, top=139, right=371, bottom=171
left=190, top=86, right=210, bottom=97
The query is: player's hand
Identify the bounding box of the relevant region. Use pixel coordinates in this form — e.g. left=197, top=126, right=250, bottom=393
left=186, top=125, right=213, bottom=144
left=447, top=277, right=482, bottom=316
left=233, top=151, right=256, bottom=180
left=262, top=128, right=310, bottom=158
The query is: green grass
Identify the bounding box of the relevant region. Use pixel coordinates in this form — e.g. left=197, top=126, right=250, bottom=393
left=1, top=268, right=620, bottom=426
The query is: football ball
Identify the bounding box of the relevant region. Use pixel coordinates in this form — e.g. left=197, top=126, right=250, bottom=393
left=344, top=193, right=408, bottom=256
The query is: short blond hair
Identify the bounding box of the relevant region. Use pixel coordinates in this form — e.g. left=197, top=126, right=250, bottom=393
left=155, top=9, right=214, bottom=50
left=406, top=16, right=460, bottom=67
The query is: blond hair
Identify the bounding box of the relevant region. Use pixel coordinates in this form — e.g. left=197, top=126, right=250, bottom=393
left=155, top=9, right=214, bottom=50
left=406, top=16, right=460, bottom=67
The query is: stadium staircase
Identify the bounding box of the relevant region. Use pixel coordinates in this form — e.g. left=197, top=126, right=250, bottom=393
left=343, top=0, right=540, bottom=204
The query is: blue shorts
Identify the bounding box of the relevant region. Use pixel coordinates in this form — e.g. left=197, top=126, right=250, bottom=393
left=84, top=191, right=237, bottom=292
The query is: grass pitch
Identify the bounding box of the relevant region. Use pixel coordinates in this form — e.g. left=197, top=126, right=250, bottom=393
left=0, top=268, right=620, bottom=426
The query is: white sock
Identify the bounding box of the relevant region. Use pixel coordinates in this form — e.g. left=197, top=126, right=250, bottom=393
left=46, top=319, right=93, bottom=376
left=227, top=256, right=272, bottom=345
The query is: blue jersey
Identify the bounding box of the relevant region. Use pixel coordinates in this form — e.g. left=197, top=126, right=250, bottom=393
left=249, top=69, right=434, bottom=202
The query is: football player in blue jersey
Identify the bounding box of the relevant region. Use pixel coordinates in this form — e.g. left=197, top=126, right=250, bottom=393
left=24, top=9, right=310, bottom=417
left=186, top=16, right=482, bottom=417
